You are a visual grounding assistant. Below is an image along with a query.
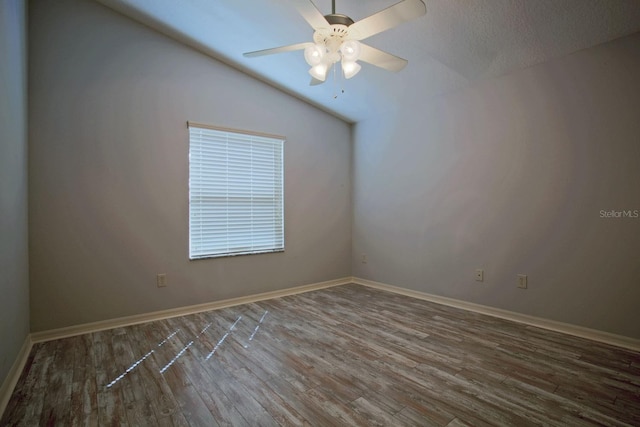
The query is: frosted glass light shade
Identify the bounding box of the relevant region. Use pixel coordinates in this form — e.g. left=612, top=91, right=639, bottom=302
left=309, top=63, right=328, bottom=81
left=304, top=44, right=325, bottom=66
left=342, top=61, right=361, bottom=79
left=340, top=40, right=361, bottom=62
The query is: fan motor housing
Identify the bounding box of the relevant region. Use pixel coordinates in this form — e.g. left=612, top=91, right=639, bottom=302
left=314, top=14, right=354, bottom=47
left=313, top=24, right=350, bottom=46
left=324, top=13, right=354, bottom=26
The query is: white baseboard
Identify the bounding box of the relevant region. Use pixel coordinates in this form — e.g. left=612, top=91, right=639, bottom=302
left=0, top=335, right=33, bottom=419
left=31, top=276, right=351, bottom=343
left=352, top=277, right=640, bottom=352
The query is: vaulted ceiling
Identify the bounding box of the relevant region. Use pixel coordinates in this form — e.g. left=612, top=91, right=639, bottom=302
left=96, top=0, right=640, bottom=122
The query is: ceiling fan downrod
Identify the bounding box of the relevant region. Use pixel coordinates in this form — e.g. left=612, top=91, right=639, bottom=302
left=325, top=0, right=354, bottom=26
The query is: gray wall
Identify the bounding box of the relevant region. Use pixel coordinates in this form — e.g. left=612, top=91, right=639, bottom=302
left=0, top=0, right=30, bottom=384
left=24, top=0, right=640, bottom=340
left=353, top=32, right=640, bottom=339
left=29, top=0, right=351, bottom=331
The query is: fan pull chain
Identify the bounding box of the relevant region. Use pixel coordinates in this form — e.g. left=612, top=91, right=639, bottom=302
left=332, top=62, right=346, bottom=99
left=333, top=64, right=338, bottom=99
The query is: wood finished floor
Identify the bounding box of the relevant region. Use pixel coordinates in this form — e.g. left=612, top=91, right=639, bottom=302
left=2, top=284, right=640, bottom=426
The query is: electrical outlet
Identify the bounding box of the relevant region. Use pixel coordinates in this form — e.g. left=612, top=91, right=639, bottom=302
left=475, top=269, right=484, bottom=282
left=361, top=254, right=368, bottom=264
left=157, top=273, right=167, bottom=288
left=517, top=274, right=527, bottom=289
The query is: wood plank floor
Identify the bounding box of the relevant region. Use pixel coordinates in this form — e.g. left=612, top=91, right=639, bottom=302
left=2, top=284, right=640, bottom=426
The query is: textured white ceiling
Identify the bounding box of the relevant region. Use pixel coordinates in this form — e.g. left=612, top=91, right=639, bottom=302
left=96, top=0, right=640, bottom=122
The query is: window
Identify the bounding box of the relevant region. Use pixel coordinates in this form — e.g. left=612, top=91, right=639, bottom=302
left=188, top=122, right=284, bottom=259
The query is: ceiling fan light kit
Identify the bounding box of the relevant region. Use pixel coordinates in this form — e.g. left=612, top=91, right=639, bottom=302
left=304, top=38, right=362, bottom=80
left=341, top=40, right=360, bottom=61
left=244, top=0, right=426, bottom=86
left=341, top=60, right=361, bottom=79
left=304, top=44, right=325, bottom=65
left=309, top=62, right=329, bottom=81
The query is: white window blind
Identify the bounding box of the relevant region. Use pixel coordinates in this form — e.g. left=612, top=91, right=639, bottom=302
left=188, top=123, right=284, bottom=259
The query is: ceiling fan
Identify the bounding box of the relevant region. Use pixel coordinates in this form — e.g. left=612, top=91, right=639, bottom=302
left=243, top=0, right=427, bottom=85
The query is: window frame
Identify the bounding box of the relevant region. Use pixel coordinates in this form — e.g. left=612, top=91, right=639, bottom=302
left=187, top=121, right=285, bottom=260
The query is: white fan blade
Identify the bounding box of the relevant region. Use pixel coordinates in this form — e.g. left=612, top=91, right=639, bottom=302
left=359, top=43, right=408, bottom=72
left=289, top=0, right=329, bottom=30
left=348, top=0, right=426, bottom=41
left=243, top=42, right=313, bottom=58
